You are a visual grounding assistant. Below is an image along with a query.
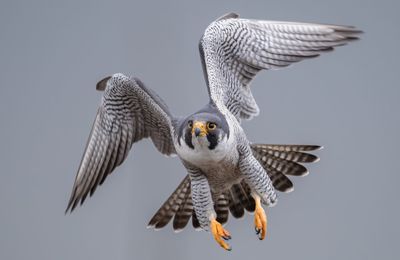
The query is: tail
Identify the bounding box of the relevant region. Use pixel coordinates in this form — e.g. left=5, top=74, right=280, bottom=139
left=251, top=144, right=322, bottom=193
left=147, top=144, right=321, bottom=231
left=147, top=176, right=256, bottom=231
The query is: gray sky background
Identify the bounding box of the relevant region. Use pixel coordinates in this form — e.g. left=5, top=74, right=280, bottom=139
left=0, top=0, right=399, bottom=259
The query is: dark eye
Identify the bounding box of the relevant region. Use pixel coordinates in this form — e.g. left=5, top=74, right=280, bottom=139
left=188, top=121, right=193, bottom=128
left=207, top=122, right=217, bottom=130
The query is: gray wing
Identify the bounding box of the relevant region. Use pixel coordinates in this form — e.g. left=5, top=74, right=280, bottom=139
left=66, top=73, right=176, bottom=212
left=199, top=12, right=362, bottom=120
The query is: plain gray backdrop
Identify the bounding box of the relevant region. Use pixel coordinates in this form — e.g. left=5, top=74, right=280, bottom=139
left=1, top=0, right=399, bottom=259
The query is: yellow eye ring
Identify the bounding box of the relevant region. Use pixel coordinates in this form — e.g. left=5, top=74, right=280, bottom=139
left=207, top=122, right=216, bottom=130
left=188, top=121, right=193, bottom=128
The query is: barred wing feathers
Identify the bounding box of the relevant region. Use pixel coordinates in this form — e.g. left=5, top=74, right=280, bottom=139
left=251, top=144, right=322, bottom=193
left=66, top=74, right=176, bottom=213
left=200, top=12, right=361, bottom=120
left=148, top=144, right=321, bottom=231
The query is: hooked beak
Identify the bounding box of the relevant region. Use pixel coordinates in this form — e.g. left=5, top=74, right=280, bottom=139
left=192, top=121, right=207, bottom=137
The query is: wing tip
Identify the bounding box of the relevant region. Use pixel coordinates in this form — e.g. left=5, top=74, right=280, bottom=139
left=64, top=207, right=70, bottom=215
left=333, top=26, right=363, bottom=42
left=64, top=195, right=76, bottom=214
left=64, top=204, right=75, bottom=215
left=96, top=76, right=111, bottom=91
left=216, top=12, right=239, bottom=21
left=334, top=26, right=364, bottom=34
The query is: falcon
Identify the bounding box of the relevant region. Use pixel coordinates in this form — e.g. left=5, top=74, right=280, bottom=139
left=66, top=13, right=361, bottom=250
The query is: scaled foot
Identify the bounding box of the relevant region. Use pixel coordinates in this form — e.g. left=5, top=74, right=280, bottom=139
left=253, top=195, right=267, bottom=240
left=210, top=218, right=232, bottom=251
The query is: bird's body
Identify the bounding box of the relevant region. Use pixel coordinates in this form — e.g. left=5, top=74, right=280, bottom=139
left=65, top=12, right=361, bottom=250
left=177, top=136, right=241, bottom=193
left=195, top=157, right=241, bottom=192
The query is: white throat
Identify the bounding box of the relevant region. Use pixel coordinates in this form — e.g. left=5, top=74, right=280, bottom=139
left=192, top=135, right=210, bottom=149
left=176, top=134, right=234, bottom=168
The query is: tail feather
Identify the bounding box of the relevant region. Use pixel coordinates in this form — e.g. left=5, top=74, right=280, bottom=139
left=251, top=143, right=321, bottom=192
left=192, top=210, right=201, bottom=229
left=262, top=155, right=309, bottom=176
left=267, top=168, right=294, bottom=192
left=147, top=175, right=190, bottom=229
left=172, top=187, right=193, bottom=231
left=214, top=194, right=229, bottom=225
left=253, top=144, right=322, bottom=152
left=256, top=148, right=319, bottom=163
left=148, top=177, right=256, bottom=231
left=227, top=188, right=245, bottom=218
left=239, top=180, right=256, bottom=212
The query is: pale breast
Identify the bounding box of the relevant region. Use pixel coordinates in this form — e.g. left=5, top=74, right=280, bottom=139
left=201, top=159, right=243, bottom=193
left=175, top=129, right=242, bottom=192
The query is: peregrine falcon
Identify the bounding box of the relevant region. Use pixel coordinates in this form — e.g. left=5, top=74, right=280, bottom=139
left=66, top=13, right=361, bottom=250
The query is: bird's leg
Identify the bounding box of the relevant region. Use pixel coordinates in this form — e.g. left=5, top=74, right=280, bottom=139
left=253, top=194, right=267, bottom=240
left=185, top=166, right=231, bottom=250
left=210, top=218, right=232, bottom=251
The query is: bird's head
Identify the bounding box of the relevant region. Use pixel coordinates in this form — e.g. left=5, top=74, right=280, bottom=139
left=181, top=112, right=230, bottom=150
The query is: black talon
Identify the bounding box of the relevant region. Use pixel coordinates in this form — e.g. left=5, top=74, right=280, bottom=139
left=255, top=228, right=260, bottom=234
left=223, top=235, right=231, bottom=240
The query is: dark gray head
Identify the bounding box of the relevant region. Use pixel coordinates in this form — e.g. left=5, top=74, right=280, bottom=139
left=179, top=106, right=230, bottom=150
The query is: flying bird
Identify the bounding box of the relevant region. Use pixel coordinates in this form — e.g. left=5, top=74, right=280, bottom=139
left=66, top=12, right=361, bottom=250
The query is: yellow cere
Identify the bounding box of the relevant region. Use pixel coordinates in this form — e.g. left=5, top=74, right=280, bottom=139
left=192, top=121, right=208, bottom=137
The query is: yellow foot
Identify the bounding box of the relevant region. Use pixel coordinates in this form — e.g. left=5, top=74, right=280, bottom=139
left=210, top=218, right=232, bottom=251
left=254, top=195, right=267, bottom=240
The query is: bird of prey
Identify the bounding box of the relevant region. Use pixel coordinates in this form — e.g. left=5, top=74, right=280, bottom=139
left=66, top=12, right=361, bottom=250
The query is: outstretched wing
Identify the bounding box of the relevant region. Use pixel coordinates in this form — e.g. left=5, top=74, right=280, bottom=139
left=66, top=73, right=176, bottom=212
left=199, top=12, right=362, bottom=120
